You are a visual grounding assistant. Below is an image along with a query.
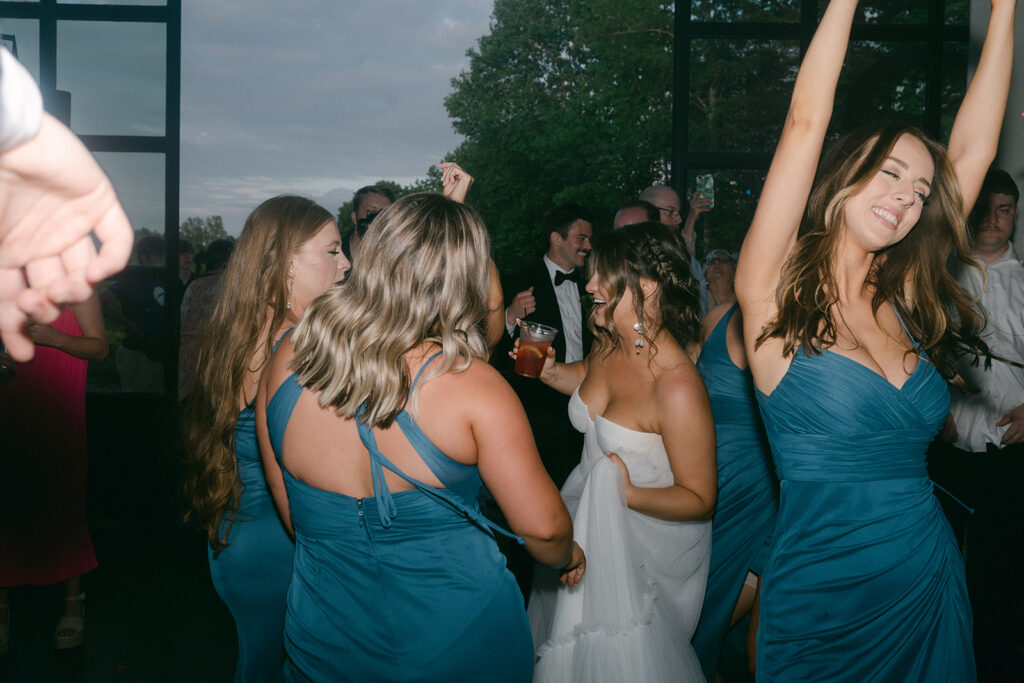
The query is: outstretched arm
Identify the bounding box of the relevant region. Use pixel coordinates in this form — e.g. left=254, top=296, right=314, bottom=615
left=947, top=0, right=1015, bottom=213
left=736, top=0, right=858, bottom=387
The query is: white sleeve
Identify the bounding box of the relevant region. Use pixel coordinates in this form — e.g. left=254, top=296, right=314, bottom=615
left=0, top=47, right=43, bottom=152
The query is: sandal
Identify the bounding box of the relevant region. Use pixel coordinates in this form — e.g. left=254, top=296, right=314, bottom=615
left=0, top=601, right=9, bottom=657
left=53, top=593, right=85, bottom=650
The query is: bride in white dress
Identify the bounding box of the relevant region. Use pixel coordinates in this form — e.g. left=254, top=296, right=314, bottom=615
left=523, top=222, right=717, bottom=682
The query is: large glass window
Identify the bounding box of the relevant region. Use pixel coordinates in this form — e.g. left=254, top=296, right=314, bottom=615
left=1, top=3, right=179, bottom=395
left=676, top=2, right=966, bottom=256
left=57, top=21, right=166, bottom=136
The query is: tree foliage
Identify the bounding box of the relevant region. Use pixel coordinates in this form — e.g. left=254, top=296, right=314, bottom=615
left=179, top=215, right=228, bottom=252
left=441, top=0, right=967, bottom=265
left=446, top=0, right=675, bottom=270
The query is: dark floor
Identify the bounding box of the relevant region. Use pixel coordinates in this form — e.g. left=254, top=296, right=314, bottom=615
left=1, top=394, right=236, bottom=683
left=0, top=519, right=235, bottom=683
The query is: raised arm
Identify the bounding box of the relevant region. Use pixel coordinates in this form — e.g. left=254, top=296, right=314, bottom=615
left=735, top=0, right=858, bottom=335
left=256, top=339, right=295, bottom=537
left=946, top=0, right=1015, bottom=213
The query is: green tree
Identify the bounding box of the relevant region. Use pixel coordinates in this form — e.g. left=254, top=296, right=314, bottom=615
left=445, top=0, right=677, bottom=270
left=179, top=216, right=228, bottom=252
left=445, top=0, right=968, bottom=264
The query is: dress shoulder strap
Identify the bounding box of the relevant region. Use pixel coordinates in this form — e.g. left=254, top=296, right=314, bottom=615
left=272, top=328, right=293, bottom=353
left=409, top=350, right=443, bottom=395
left=266, top=374, right=302, bottom=463
left=709, top=303, right=738, bottom=345
left=889, top=304, right=921, bottom=351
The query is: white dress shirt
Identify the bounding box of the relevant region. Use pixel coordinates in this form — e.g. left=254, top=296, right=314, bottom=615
left=951, top=242, right=1024, bottom=452
left=544, top=255, right=584, bottom=363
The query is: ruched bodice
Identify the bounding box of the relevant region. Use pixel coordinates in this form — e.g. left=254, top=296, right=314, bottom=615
left=530, top=387, right=710, bottom=682
left=753, top=344, right=974, bottom=682
left=266, top=353, right=531, bottom=682
left=691, top=305, right=778, bottom=682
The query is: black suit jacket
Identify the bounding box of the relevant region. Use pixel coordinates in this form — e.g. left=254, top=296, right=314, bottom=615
left=497, top=258, right=593, bottom=365
left=493, top=258, right=592, bottom=487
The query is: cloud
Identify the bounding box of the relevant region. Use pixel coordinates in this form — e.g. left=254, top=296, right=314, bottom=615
left=179, top=1, right=492, bottom=233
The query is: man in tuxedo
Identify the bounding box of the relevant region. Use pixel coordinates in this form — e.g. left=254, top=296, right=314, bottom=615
left=490, top=203, right=593, bottom=600
left=499, top=203, right=594, bottom=488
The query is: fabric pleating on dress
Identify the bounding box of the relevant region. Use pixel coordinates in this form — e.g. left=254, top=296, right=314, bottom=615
left=0, top=307, right=97, bottom=586
left=754, top=342, right=975, bottom=682
left=529, top=388, right=710, bottom=683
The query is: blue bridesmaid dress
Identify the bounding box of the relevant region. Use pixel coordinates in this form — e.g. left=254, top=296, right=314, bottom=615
left=692, top=304, right=779, bottom=681
left=208, top=403, right=295, bottom=682
left=266, top=353, right=533, bottom=683
left=754, top=338, right=975, bottom=681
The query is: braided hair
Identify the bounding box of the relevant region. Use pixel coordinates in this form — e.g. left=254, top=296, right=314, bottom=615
left=589, top=221, right=702, bottom=354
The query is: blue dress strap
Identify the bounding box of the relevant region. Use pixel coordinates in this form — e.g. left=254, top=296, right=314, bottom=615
left=266, top=374, right=303, bottom=463
left=272, top=328, right=293, bottom=353
left=410, top=350, right=443, bottom=393
left=355, top=350, right=523, bottom=544
left=708, top=303, right=738, bottom=345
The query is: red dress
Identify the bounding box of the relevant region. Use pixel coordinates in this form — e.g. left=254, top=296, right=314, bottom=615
left=0, top=307, right=98, bottom=585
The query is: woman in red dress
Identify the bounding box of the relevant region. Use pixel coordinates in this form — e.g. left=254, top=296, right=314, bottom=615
left=0, top=293, right=108, bottom=653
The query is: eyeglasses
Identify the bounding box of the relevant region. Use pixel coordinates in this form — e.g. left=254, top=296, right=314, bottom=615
left=656, top=205, right=680, bottom=219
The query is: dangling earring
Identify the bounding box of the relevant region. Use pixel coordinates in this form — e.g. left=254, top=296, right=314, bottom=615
left=286, top=300, right=292, bottom=310
left=633, top=320, right=645, bottom=353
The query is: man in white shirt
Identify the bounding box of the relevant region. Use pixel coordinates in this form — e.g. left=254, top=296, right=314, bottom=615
left=938, top=169, right=1023, bottom=678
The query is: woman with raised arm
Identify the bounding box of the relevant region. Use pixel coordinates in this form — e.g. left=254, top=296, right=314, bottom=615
left=183, top=195, right=349, bottom=682
left=526, top=222, right=716, bottom=682
left=734, top=0, right=1014, bottom=680
left=256, top=192, right=581, bottom=682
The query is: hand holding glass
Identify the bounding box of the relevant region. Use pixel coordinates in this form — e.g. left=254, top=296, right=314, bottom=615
left=514, top=321, right=558, bottom=378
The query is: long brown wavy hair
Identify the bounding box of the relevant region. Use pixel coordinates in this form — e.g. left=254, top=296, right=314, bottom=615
left=183, top=195, right=334, bottom=552
left=756, top=124, right=988, bottom=388
left=589, top=221, right=702, bottom=356
left=291, top=193, right=491, bottom=428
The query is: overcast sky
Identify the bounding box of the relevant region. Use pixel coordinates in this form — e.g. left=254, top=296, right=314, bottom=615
left=178, top=1, right=492, bottom=235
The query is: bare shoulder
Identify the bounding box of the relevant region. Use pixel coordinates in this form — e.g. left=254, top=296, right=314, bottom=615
left=654, top=353, right=708, bottom=408
left=437, top=357, right=516, bottom=399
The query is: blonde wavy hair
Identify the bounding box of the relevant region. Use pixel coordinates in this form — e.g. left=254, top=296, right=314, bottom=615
left=183, top=195, right=335, bottom=552
left=290, top=192, right=491, bottom=427
left=756, top=124, right=988, bottom=389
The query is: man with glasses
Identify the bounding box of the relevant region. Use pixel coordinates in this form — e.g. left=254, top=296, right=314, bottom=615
left=640, top=184, right=711, bottom=313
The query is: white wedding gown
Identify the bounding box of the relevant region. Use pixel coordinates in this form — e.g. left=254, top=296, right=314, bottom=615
left=528, top=387, right=711, bottom=683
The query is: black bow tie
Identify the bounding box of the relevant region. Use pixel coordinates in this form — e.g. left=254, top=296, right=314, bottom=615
left=554, top=269, right=580, bottom=286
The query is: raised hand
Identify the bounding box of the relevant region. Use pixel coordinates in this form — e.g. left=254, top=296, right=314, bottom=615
left=439, top=162, right=474, bottom=203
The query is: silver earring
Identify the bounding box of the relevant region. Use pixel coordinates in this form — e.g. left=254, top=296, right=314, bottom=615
left=286, top=300, right=292, bottom=310
left=633, top=321, right=645, bottom=353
